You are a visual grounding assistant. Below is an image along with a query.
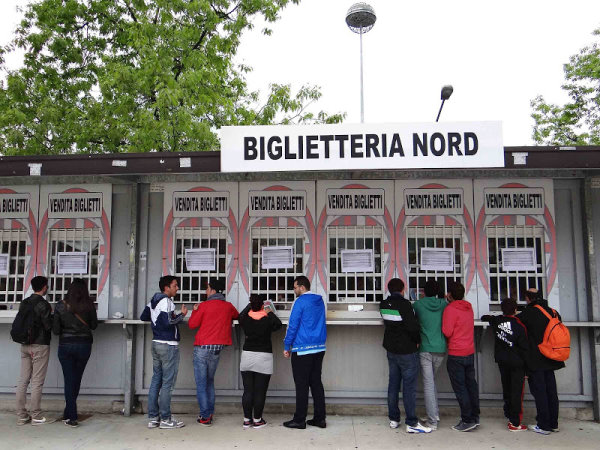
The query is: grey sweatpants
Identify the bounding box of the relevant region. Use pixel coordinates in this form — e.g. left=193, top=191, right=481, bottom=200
left=419, top=352, right=445, bottom=424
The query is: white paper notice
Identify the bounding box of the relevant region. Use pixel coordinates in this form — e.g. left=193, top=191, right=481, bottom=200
left=420, top=248, right=455, bottom=271
left=57, top=252, right=88, bottom=274
left=262, top=246, right=294, bottom=269
left=0, top=254, right=9, bottom=275
left=341, top=249, right=374, bottom=273
left=185, top=249, right=216, bottom=271
left=501, top=248, right=536, bottom=271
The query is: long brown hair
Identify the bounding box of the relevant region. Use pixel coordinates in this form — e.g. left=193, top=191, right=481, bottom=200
left=64, top=278, right=94, bottom=315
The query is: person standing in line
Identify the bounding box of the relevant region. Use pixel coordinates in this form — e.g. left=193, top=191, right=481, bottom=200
left=282, top=276, right=327, bottom=430
left=412, top=279, right=447, bottom=431
left=188, top=278, right=239, bottom=426
left=517, top=288, right=565, bottom=435
left=238, top=294, right=282, bottom=428
left=380, top=278, right=431, bottom=434
left=140, top=275, right=188, bottom=429
left=442, top=282, right=480, bottom=432
left=52, top=278, right=98, bottom=428
left=481, top=297, right=529, bottom=432
left=15, top=276, right=54, bottom=426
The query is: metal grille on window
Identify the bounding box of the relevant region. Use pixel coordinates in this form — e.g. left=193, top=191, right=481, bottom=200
left=0, top=229, right=28, bottom=304
left=487, top=225, right=546, bottom=304
left=407, top=226, right=463, bottom=301
left=327, top=226, right=384, bottom=303
left=174, top=227, right=227, bottom=303
left=47, top=228, right=100, bottom=303
left=251, top=227, right=304, bottom=308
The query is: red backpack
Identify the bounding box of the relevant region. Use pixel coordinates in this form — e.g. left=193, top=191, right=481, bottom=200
left=534, top=305, right=570, bottom=362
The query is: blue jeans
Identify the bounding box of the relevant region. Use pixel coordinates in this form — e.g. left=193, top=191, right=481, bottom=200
left=57, top=342, right=92, bottom=421
left=386, top=351, right=419, bottom=426
left=447, top=354, right=480, bottom=424
left=193, top=346, right=222, bottom=418
left=148, top=342, right=180, bottom=420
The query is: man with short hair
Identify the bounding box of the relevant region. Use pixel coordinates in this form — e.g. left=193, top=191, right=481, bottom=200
left=413, top=279, right=447, bottom=431
left=141, top=275, right=188, bottom=429
left=518, top=288, right=565, bottom=435
left=442, top=282, right=480, bottom=432
left=188, top=278, right=239, bottom=426
left=15, top=276, right=54, bottom=426
left=380, top=278, right=431, bottom=433
left=283, top=275, right=327, bottom=430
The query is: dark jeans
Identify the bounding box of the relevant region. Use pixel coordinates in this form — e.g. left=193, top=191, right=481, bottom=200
left=291, top=351, right=326, bottom=423
left=447, top=354, right=480, bottom=424
left=386, top=351, right=419, bottom=426
left=241, top=371, right=271, bottom=419
left=498, top=364, right=525, bottom=426
left=57, top=342, right=92, bottom=421
left=528, top=369, right=559, bottom=431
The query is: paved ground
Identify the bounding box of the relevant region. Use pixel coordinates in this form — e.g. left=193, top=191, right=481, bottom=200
left=2, top=412, right=599, bottom=449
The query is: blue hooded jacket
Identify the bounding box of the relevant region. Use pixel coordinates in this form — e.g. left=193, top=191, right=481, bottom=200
left=140, top=293, right=184, bottom=342
left=284, top=292, right=327, bottom=353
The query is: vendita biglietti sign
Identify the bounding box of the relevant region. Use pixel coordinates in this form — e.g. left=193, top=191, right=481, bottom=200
left=219, top=122, right=504, bottom=172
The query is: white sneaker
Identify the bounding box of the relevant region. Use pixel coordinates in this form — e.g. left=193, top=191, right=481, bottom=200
left=407, top=422, right=432, bottom=434
left=32, top=417, right=56, bottom=426
left=528, top=424, right=550, bottom=435
left=159, top=417, right=185, bottom=429
left=389, top=420, right=400, bottom=429
left=148, top=417, right=160, bottom=428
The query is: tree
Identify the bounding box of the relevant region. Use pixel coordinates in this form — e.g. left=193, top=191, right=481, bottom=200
left=531, top=27, right=600, bottom=145
left=0, top=0, right=344, bottom=155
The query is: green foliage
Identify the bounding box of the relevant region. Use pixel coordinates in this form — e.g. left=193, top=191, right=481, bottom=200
left=531, top=28, right=600, bottom=145
left=0, top=0, right=344, bottom=154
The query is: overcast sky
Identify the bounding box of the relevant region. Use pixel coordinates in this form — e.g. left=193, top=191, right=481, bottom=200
left=2, top=0, right=600, bottom=146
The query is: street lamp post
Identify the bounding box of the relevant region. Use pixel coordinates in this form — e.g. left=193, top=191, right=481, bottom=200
left=346, top=3, right=377, bottom=123
left=436, top=85, right=454, bottom=122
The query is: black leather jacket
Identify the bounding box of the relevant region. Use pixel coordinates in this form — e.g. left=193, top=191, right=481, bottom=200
left=20, top=294, right=52, bottom=345
left=52, top=300, right=98, bottom=343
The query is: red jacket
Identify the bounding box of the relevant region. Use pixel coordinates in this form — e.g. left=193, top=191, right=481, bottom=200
left=442, top=300, right=475, bottom=356
left=188, top=295, right=239, bottom=346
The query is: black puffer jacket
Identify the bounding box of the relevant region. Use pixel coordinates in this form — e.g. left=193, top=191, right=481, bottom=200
left=52, top=300, right=98, bottom=344
left=379, top=292, right=420, bottom=355
left=517, top=298, right=565, bottom=371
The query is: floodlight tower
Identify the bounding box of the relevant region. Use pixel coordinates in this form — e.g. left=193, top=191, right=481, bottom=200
left=346, top=3, right=376, bottom=123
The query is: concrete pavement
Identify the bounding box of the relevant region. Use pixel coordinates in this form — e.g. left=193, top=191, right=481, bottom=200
left=3, top=412, right=600, bottom=449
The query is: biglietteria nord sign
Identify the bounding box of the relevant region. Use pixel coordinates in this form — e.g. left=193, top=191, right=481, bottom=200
left=220, top=122, right=504, bottom=172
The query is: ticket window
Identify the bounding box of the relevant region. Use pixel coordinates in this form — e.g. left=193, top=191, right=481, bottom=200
left=0, top=229, right=28, bottom=305
left=407, top=225, right=463, bottom=300
left=250, top=227, right=304, bottom=309
left=487, top=225, right=546, bottom=304
left=174, top=227, right=227, bottom=303
left=327, top=226, right=384, bottom=305
left=47, top=228, right=100, bottom=303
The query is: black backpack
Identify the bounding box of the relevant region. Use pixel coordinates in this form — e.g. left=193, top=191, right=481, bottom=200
left=10, top=299, right=37, bottom=344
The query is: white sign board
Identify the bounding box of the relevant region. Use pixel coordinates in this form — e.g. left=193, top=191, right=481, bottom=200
left=341, top=249, right=375, bottom=273
left=501, top=248, right=537, bottom=271
left=185, top=249, right=216, bottom=271
left=484, top=188, right=545, bottom=215
left=0, top=193, right=30, bottom=219
left=404, top=189, right=464, bottom=215
left=48, top=193, right=103, bottom=218
left=261, top=246, right=294, bottom=269
left=173, top=191, right=229, bottom=218
left=327, top=189, right=385, bottom=216
left=0, top=254, right=9, bottom=275
left=57, top=252, right=88, bottom=274
left=249, top=190, right=306, bottom=217
left=420, top=248, right=455, bottom=271
left=220, top=122, right=504, bottom=172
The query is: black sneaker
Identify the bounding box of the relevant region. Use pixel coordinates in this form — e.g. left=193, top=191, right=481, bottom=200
left=283, top=419, right=306, bottom=429
left=64, top=419, right=79, bottom=428
left=452, top=421, right=477, bottom=432
left=253, top=418, right=267, bottom=429
left=306, top=418, right=326, bottom=429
